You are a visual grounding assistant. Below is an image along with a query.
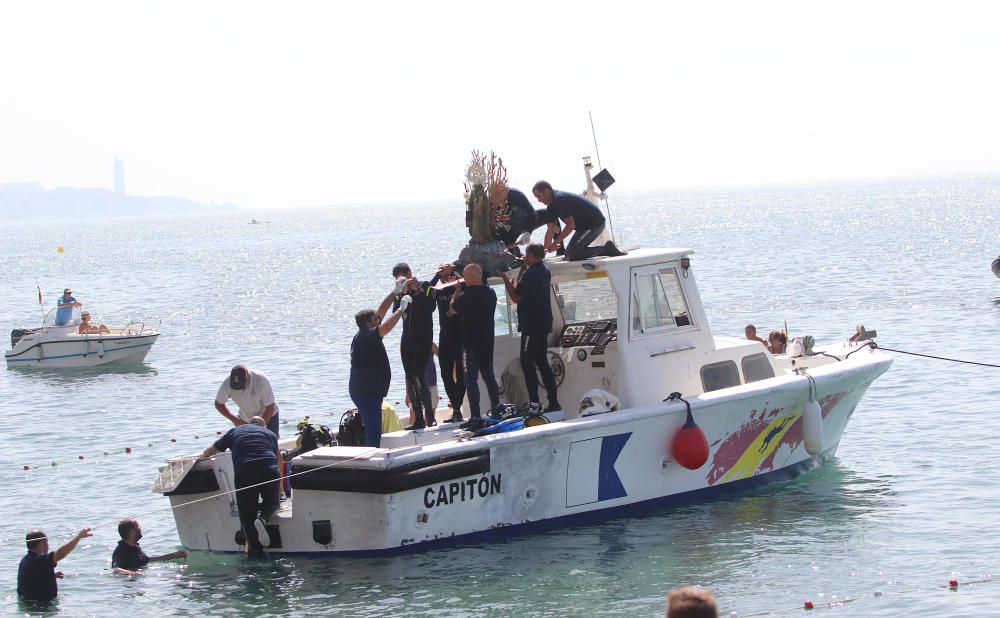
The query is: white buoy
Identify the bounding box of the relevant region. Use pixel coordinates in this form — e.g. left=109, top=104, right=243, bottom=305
left=803, top=374, right=823, bottom=456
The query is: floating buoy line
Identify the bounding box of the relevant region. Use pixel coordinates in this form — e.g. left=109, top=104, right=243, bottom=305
left=1, top=446, right=379, bottom=548
left=733, top=574, right=994, bottom=616
left=12, top=427, right=230, bottom=474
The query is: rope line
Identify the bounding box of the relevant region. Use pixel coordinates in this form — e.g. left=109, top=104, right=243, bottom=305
left=736, top=575, right=994, bottom=616
left=873, top=343, right=1000, bottom=368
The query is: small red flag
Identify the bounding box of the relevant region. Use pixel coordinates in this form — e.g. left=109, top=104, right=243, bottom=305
left=37, top=286, right=42, bottom=305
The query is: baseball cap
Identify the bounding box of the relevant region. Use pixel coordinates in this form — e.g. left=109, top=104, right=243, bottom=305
left=230, top=365, right=249, bottom=390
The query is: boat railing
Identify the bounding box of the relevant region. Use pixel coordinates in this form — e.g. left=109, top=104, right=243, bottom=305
left=120, top=318, right=160, bottom=336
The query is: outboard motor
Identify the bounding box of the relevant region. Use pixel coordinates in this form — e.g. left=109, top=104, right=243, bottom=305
left=10, top=329, right=37, bottom=348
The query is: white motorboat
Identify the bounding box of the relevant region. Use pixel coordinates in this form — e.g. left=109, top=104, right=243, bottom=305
left=153, top=188, right=892, bottom=554
left=6, top=308, right=160, bottom=368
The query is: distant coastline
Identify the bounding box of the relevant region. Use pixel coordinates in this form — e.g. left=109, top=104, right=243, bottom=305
left=0, top=182, right=236, bottom=220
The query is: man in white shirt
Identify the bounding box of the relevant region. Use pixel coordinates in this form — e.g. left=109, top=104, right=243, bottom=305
left=215, top=365, right=280, bottom=437
left=216, top=364, right=286, bottom=495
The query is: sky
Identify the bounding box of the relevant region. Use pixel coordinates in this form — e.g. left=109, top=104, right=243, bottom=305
left=2, top=1, right=999, bottom=209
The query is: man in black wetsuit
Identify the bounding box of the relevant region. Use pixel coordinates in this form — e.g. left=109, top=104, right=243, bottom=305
left=430, top=262, right=465, bottom=423
left=201, top=416, right=279, bottom=558
left=493, top=187, right=547, bottom=253
left=392, top=262, right=438, bottom=430
left=532, top=180, right=624, bottom=261
left=502, top=243, right=561, bottom=413
left=111, top=519, right=187, bottom=575
left=449, top=263, right=501, bottom=423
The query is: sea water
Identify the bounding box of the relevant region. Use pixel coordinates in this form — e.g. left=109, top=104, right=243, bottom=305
left=0, top=176, right=998, bottom=617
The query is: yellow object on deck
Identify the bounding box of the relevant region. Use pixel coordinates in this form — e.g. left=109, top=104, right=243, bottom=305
left=381, top=401, right=404, bottom=433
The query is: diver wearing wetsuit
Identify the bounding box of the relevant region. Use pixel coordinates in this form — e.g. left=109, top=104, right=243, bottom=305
left=393, top=264, right=438, bottom=430
left=430, top=264, right=465, bottom=423
left=493, top=188, right=544, bottom=251
left=449, top=263, right=501, bottom=421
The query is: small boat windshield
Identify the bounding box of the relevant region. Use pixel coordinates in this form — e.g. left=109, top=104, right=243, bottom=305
left=42, top=306, right=81, bottom=327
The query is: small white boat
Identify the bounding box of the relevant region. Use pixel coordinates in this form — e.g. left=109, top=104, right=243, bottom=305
left=153, top=157, right=892, bottom=554
left=6, top=309, right=160, bottom=368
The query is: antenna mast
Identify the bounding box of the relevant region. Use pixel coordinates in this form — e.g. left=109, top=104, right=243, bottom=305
left=588, top=111, right=617, bottom=244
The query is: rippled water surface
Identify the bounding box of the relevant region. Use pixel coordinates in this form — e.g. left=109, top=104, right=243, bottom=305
left=1, top=176, right=998, bottom=616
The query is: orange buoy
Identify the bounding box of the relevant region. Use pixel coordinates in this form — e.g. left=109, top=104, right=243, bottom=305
left=667, top=392, right=709, bottom=470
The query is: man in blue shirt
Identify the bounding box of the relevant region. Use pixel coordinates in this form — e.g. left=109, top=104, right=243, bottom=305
left=502, top=243, right=561, bottom=412
left=350, top=287, right=405, bottom=447
left=532, top=181, right=624, bottom=261
left=54, top=288, right=82, bottom=326
left=201, top=417, right=280, bottom=558
left=17, top=526, right=92, bottom=604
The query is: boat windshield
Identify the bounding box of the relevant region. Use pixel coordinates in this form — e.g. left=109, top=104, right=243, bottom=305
left=554, top=275, right=617, bottom=323
left=42, top=307, right=81, bottom=327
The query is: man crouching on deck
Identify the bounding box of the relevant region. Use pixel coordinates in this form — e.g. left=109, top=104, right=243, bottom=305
left=201, top=416, right=279, bottom=558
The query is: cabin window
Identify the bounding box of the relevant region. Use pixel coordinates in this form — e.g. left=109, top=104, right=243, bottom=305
left=701, top=361, right=741, bottom=392
left=630, top=264, right=694, bottom=334
left=491, top=283, right=516, bottom=336
left=553, top=274, right=617, bottom=323
left=741, top=353, right=775, bottom=383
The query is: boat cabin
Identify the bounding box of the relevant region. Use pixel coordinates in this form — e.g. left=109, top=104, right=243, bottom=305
left=380, top=247, right=794, bottom=448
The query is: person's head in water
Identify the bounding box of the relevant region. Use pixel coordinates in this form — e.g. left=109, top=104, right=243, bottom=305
left=229, top=364, right=249, bottom=390
left=463, top=263, right=483, bottom=286
left=250, top=416, right=266, bottom=426
left=666, top=586, right=718, bottom=618
left=532, top=180, right=555, bottom=206
left=392, top=263, right=412, bottom=278
left=117, top=518, right=142, bottom=543
left=25, top=529, right=48, bottom=553
left=355, top=309, right=379, bottom=330
left=744, top=324, right=757, bottom=340
left=524, top=243, right=545, bottom=266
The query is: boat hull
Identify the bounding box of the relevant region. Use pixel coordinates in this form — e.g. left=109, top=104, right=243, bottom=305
left=5, top=333, right=159, bottom=368
left=161, top=349, right=890, bottom=555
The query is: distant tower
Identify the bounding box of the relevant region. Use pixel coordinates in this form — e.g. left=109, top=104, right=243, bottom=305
left=114, top=157, right=125, bottom=196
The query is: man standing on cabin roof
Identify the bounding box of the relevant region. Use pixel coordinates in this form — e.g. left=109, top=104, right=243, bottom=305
left=449, top=263, right=501, bottom=424
left=391, top=262, right=439, bottom=430
left=201, top=416, right=279, bottom=559
left=17, top=526, right=92, bottom=604
left=501, top=243, right=561, bottom=413
left=532, top=180, right=624, bottom=261
left=54, top=288, right=82, bottom=326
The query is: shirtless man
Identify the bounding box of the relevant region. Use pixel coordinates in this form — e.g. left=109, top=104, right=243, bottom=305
left=78, top=311, right=110, bottom=334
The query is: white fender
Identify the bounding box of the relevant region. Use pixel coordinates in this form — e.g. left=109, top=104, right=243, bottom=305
left=803, top=395, right=823, bottom=456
